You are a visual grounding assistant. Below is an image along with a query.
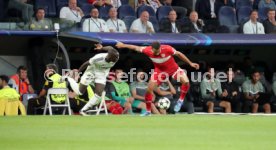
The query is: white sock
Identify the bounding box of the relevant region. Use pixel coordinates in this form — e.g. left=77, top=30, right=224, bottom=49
left=81, top=94, right=100, bottom=112
left=67, top=77, right=82, bottom=95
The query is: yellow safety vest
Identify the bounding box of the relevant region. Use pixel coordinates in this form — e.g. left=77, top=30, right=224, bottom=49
left=49, top=74, right=67, bottom=103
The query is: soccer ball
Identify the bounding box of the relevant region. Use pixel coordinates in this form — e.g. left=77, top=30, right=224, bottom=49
left=157, top=97, right=171, bottom=110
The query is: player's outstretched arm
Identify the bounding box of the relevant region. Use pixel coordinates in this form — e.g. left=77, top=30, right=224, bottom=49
left=174, top=51, right=200, bottom=70
left=115, top=42, right=143, bottom=53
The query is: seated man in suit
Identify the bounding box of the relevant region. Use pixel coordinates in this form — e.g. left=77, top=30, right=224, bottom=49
left=159, top=10, right=182, bottom=33
left=182, top=11, right=205, bottom=33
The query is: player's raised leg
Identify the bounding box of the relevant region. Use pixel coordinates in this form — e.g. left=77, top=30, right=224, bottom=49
left=141, top=79, right=157, bottom=116
left=173, top=69, right=190, bottom=112
left=80, top=83, right=105, bottom=115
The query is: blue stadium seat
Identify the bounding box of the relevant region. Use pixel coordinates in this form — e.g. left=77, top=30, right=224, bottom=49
left=218, top=6, right=239, bottom=33
left=98, top=5, right=112, bottom=20
left=81, top=4, right=94, bottom=16
left=121, top=0, right=129, bottom=5
left=235, top=0, right=252, bottom=10
left=118, top=5, right=135, bottom=19
left=35, top=0, right=57, bottom=17
left=258, top=7, right=268, bottom=22
left=78, top=0, right=89, bottom=7
left=237, top=6, right=252, bottom=24
left=149, top=16, right=159, bottom=32
left=122, top=16, right=136, bottom=32
left=156, top=6, right=173, bottom=21
left=137, top=5, right=155, bottom=18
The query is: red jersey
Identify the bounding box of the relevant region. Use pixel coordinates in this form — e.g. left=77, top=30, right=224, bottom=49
left=141, top=45, right=179, bottom=75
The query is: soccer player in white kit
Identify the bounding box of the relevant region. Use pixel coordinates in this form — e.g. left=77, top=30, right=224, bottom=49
left=64, top=43, right=119, bottom=115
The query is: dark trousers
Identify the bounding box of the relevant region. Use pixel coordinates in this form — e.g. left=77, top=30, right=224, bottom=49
left=27, top=97, right=46, bottom=115
left=69, top=98, right=87, bottom=113
left=243, top=94, right=271, bottom=113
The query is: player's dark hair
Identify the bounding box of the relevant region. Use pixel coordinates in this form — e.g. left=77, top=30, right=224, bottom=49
left=46, top=63, right=58, bottom=73
left=151, top=41, right=161, bottom=50
left=0, top=75, right=9, bottom=83
left=17, top=66, right=27, bottom=73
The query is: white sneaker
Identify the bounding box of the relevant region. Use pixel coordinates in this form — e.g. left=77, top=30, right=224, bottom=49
left=80, top=110, right=89, bottom=116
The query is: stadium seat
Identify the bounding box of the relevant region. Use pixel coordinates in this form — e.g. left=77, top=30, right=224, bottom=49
left=98, top=5, right=112, bottom=20
left=35, top=0, right=57, bottom=17
left=258, top=7, right=268, bottom=22
left=118, top=5, right=135, bottom=19
left=81, top=4, right=94, bottom=16
left=235, top=0, right=252, bottom=10
left=149, top=16, right=159, bottom=32
left=121, top=0, right=129, bottom=5
left=218, top=6, right=239, bottom=33
left=122, top=16, right=136, bottom=32
left=156, top=6, right=173, bottom=21
left=78, top=0, right=89, bottom=6
left=43, top=88, right=72, bottom=115
left=237, top=6, right=252, bottom=24
left=137, top=5, right=156, bottom=18
left=86, top=91, right=108, bottom=115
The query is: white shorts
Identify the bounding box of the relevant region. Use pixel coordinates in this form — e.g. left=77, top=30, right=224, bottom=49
left=80, top=71, right=107, bottom=86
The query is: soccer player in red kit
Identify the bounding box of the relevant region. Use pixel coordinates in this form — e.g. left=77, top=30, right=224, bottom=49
left=116, top=41, right=199, bottom=116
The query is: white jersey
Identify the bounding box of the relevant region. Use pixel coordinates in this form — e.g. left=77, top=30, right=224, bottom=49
left=80, top=53, right=115, bottom=85
left=88, top=53, right=115, bottom=74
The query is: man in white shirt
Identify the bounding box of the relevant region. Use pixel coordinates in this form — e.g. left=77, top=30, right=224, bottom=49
left=243, top=10, right=265, bottom=34
left=106, top=7, right=127, bottom=33
left=93, top=0, right=122, bottom=9
left=130, top=11, right=155, bottom=33
left=59, top=0, right=84, bottom=23
left=82, top=7, right=109, bottom=32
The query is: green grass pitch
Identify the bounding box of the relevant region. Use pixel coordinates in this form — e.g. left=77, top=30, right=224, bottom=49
left=0, top=115, right=276, bottom=150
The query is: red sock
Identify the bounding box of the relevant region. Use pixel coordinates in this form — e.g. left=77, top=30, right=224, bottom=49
left=145, top=92, right=153, bottom=112
left=179, top=83, right=190, bottom=101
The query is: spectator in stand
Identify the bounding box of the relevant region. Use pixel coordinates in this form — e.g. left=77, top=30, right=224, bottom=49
left=130, top=11, right=155, bottom=33
left=26, top=8, right=53, bottom=31
left=154, top=79, right=176, bottom=114
left=243, top=10, right=265, bottom=34
left=106, top=7, right=127, bottom=33
left=159, top=10, right=182, bottom=33
left=182, top=11, right=205, bottom=33
left=263, top=9, right=276, bottom=33
left=135, top=0, right=162, bottom=12
left=200, top=67, right=231, bottom=113
left=242, top=69, right=271, bottom=113
left=59, top=0, right=84, bottom=23
left=221, top=69, right=242, bottom=113
left=82, top=7, right=109, bottom=32
left=10, top=66, right=34, bottom=97
left=130, top=69, right=160, bottom=114
left=8, top=0, right=34, bottom=22
left=258, top=0, right=276, bottom=10
left=196, top=0, right=223, bottom=20
left=162, top=0, right=187, bottom=19
left=92, top=0, right=122, bottom=9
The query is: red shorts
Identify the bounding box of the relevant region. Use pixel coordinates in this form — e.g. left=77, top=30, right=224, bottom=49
left=150, top=68, right=186, bottom=85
